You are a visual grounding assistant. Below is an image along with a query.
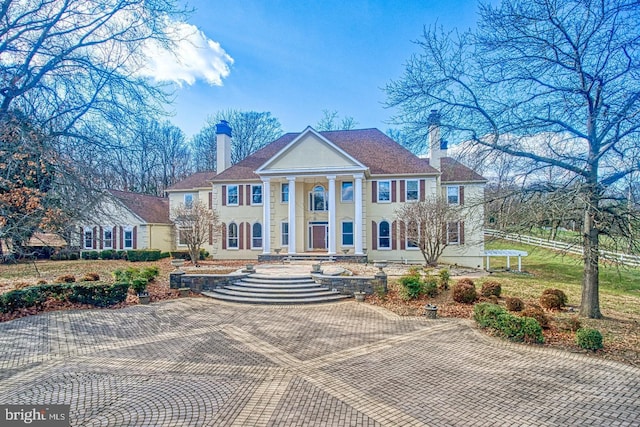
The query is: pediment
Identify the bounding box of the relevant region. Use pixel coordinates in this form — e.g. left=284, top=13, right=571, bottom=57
left=256, top=127, right=365, bottom=175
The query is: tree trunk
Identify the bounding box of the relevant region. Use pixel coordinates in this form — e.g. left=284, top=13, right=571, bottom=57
left=580, top=193, right=602, bottom=319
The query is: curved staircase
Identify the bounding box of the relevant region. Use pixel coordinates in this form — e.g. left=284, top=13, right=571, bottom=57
left=202, top=273, right=349, bottom=305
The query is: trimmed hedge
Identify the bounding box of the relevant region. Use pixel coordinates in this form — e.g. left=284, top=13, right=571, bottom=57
left=81, top=251, right=100, bottom=260
left=125, top=250, right=162, bottom=262
left=0, top=282, right=128, bottom=313
left=69, top=283, right=129, bottom=307
left=474, top=303, right=544, bottom=344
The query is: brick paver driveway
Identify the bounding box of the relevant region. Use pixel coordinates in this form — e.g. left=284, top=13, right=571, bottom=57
left=1, top=298, right=638, bottom=426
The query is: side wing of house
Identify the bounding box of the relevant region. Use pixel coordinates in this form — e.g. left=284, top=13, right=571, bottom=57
left=73, top=196, right=146, bottom=251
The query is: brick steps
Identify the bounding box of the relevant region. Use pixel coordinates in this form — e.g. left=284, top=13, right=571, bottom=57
left=202, top=274, right=349, bottom=305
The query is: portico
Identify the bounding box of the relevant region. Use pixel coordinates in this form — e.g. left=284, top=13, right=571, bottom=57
left=255, top=127, right=368, bottom=256
left=257, top=173, right=365, bottom=256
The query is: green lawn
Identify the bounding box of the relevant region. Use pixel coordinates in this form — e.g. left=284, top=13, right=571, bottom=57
left=484, top=239, right=640, bottom=317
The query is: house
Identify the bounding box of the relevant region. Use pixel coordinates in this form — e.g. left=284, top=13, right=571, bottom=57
left=166, top=171, right=217, bottom=247
left=169, top=113, right=487, bottom=267
left=73, top=190, right=173, bottom=252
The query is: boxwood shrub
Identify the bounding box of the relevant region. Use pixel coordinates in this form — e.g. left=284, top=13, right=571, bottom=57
left=474, top=303, right=544, bottom=344
left=576, top=328, right=603, bottom=351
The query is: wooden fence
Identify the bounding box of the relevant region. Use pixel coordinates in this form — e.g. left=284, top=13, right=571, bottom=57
left=484, top=229, right=640, bottom=268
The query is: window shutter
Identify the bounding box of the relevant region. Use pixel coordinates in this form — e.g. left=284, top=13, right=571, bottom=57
left=222, top=185, right=227, bottom=206
left=119, top=226, right=123, bottom=249
left=460, top=221, right=465, bottom=244
left=133, top=226, right=138, bottom=249
left=400, top=220, right=406, bottom=250
left=239, top=222, right=244, bottom=249
left=392, top=220, right=397, bottom=250
left=99, top=226, right=103, bottom=249
left=372, top=181, right=377, bottom=203
left=420, top=179, right=425, bottom=201
left=209, top=224, right=213, bottom=245
left=246, top=222, right=251, bottom=249
left=400, top=180, right=405, bottom=202
left=460, top=186, right=465, bottom=205
left=246, top=185, right=251, bottom=205
left=442, top=223, right=447, bottom=244
left=222, top=223, right=227, bottom=249
left=92, top=227, right=97, bottom=249
left=208, top=191, right=212, bottom=209
left=239, top=185, right=244, bottom=205
left=391, top=180, right=397, bottom=202
left=112, top=226, right=117, bottom=248
left=371, top=221, right=378, bottom=250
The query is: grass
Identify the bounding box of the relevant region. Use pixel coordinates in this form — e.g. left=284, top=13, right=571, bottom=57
left=485, top=239, right=640, bottom=316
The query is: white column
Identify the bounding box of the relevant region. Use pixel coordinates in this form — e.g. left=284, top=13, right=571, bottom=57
left=287, top=176, right=296, bottom=254
left=354, top=174, right=364, bottom=255
left=327, top=175, right=336, bottom=254
left=262, top=178, right=271, bottom=254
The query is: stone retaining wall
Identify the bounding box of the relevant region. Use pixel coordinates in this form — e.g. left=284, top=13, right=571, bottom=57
left=312, top=272, right=387, bottom=295
left=170, top=272, right=248, bottom=292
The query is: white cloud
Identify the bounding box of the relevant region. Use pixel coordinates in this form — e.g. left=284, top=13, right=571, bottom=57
left=139, top=21, right=233, bottom=86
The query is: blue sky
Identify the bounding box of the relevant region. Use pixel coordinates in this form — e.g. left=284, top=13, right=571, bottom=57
left=169, top=0, right=482, bottom=137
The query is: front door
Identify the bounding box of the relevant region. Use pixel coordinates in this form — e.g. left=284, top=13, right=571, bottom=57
left=308, top=222, right=328, bottom=250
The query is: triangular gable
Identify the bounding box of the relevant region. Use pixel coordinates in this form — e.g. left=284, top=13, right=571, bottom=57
left=255, top=127, right=367, bottom=175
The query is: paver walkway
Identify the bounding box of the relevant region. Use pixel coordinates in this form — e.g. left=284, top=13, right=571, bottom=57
left=1, top=298, right=638, bottom=426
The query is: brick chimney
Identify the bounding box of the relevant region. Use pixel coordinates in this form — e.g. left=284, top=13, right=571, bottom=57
left=216, top=120, right=232, bottom=173
left=428, top=110, right=446, bottom=170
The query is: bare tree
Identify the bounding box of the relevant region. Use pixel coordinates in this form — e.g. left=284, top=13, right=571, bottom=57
left=190, top=123, right=218, bottom=172
left=316, top=109, right=359, bottom=131
left=396, top=197, right=465, bottom=267
left=171, top=201, right=220, bottom=265
left=386, top=0, right=640, bottom=318
left=0, top=0, right=187, bottom=249
left=191, top=110, right=282, bottom=168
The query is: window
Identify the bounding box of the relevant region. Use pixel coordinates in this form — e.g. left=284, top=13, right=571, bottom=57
left=342, top=221, right=354, bottom=246
left=378, top=181, right=390, bottom=202
left=406, top=221, right=419, bottom=249
left=447, top=186, right=460, bottom=204
left=281, top=222, right=289, bottom=246
left=184, top=193, right=194, bottom=208
left=447, top=221, right=460, bottom=244
left=178, top=228, right=189, bottom=246
left=406, top=180, right=419, bottom=201
left=83, top=228, right=93, bottom=249
left=309, top=185, right=327, bottom=211
left=124, top=227, right=133, bottom=249
left=252, top=223, right=262, bottom=248
left=228, top=223, right=238, bottom=248
left=103, top=228, right=113, bottom=249
left=227, top=185, right=239, bottom=205
left=251, top=185, right=263, bottom=205
left=378, top=221, right=390, bottom=249
left=341, top=181, right=353, bottom=202
left=281, top=183, right=289, bottom=203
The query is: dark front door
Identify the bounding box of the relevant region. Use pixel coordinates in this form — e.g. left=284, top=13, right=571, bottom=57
left=311, top=225, right=327, bottom=250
